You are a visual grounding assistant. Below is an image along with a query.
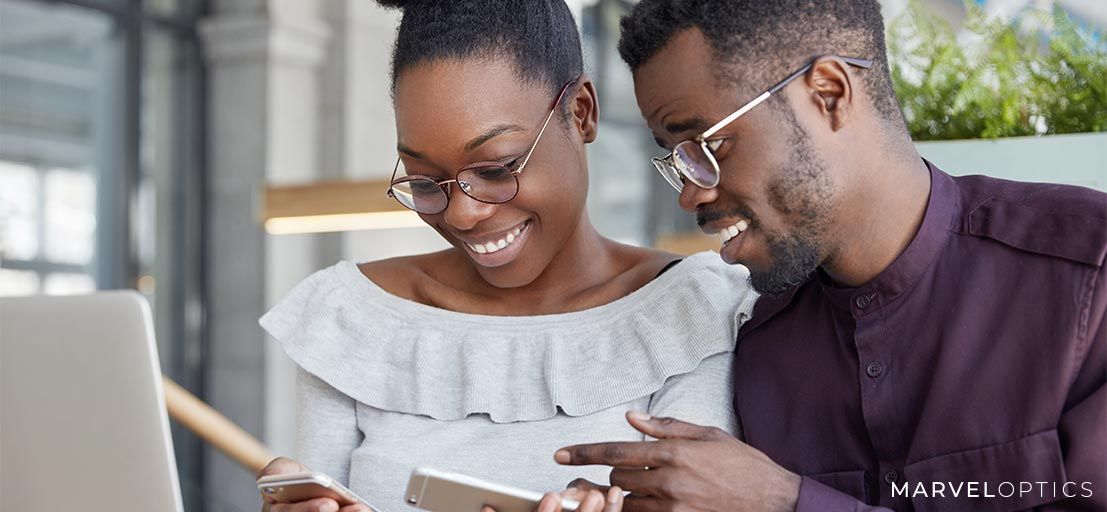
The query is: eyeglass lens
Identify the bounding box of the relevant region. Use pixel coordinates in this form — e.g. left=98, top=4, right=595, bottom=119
left=390, top=161, right=520, bottom=214
left=665, top=140, right=719, bottom=189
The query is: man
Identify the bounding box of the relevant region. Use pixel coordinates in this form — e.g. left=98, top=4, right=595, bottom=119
left=549, top=1, right=1106, bottom=511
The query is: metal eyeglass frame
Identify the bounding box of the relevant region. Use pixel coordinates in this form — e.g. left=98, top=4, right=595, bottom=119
left=386, top=77, right=580, bottom=214
left=653, top=56, right=873, bottom=191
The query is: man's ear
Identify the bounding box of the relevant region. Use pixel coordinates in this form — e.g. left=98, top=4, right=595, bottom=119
left=805, top=56, right=855, bottom=132
left=571, top=76, right=600, bottom=143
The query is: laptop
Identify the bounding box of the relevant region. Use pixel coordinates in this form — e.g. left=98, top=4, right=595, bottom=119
left=1, top=291, right=184, bottom=512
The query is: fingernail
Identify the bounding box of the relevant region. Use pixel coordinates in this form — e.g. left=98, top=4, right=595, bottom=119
left=627, top=410, right=651, bottom=421
left=322, top=502, right=339, bottom=512
left=554, top=449, right=570, bottom=464
left=539, top=493, right=558, bottom=512
left=607, top=486, right=622, bottom=504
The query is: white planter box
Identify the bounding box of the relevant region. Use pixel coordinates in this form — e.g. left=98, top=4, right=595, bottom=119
left=916, top=132, right=1107, bottom=193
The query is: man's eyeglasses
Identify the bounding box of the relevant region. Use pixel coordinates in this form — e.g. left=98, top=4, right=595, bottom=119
left=386, top=78, right=579, bottom=215
left=653, top=56, right=872, bottom=192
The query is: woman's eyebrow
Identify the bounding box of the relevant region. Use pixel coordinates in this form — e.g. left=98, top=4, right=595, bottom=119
left=462, top=123, right=526, bottom=153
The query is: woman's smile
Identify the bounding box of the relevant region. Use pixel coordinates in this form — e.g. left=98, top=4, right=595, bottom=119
left=455, top=219, right=533, bottom=268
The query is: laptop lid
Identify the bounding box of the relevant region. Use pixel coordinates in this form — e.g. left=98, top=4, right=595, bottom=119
left=1, top=291, right=184, bottom=512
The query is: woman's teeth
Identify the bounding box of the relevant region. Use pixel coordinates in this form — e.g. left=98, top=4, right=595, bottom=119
left=719, top=219, right=750, bottom=244
left=466, top=224, right=525, bottom=254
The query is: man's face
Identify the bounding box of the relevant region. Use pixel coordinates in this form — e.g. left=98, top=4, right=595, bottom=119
left=633, top=29, right=840, bottom=295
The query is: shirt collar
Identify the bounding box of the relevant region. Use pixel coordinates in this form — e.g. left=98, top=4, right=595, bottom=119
left=816, top=159, right=959, bottom=315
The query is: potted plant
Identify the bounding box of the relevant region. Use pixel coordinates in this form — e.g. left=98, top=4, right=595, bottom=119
left=887, top=1, right=1106, bottom=191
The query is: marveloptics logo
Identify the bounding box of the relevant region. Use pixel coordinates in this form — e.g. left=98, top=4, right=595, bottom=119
left=892, top=481, right=1094, bottom=499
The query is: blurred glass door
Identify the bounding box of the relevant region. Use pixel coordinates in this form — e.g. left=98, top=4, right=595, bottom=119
left=0, top=0, right=209, bottom=509
left=0, top=0, right=123, bottom=295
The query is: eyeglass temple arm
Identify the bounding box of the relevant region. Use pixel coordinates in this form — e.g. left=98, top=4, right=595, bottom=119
left=701, top=57, right=873, bottom=139
left=385, top=157, right=402, bottom=197
left=513, top=78, right=577, bottom=175
left=512, top=104, right=559, bottom=175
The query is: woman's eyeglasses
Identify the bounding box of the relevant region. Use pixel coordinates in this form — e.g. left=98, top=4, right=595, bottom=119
left=386, top=78, right=579, bottom=215
left=653, top=56, right=872, bottom=192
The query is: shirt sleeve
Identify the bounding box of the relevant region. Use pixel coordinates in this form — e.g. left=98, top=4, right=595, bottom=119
left=646, top=352, right=739, bottom=437
left=294, top=367, right=363, bottom=486
left=796, top=478, right=895, bottom=511
left=1040, top=258, right=1107, bottom=511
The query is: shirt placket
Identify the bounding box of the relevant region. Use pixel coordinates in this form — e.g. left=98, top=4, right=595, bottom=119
left=850, top=289, right=908, bottom=509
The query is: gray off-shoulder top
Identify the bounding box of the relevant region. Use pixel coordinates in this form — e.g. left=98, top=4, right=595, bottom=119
left=260, top=251, right=758, bottom=511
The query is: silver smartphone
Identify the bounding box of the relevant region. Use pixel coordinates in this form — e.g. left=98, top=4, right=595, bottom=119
left=404, top=467, right=581, bottom=512
left=257, top=471, right=379, bottom=510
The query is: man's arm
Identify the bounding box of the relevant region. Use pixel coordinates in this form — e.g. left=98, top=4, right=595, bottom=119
left=793, top=478, right=894, bottom=512
left=557, top=412, right=802, bottom=512
left=1041, top=259, right=1106, bottom=510
left=557, top=412, right=903, bottom=512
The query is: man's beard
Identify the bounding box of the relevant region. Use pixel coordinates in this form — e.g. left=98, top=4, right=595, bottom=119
left=748, top=113, right=833, bottom=296
left=749, top=229, right=821, bottom=296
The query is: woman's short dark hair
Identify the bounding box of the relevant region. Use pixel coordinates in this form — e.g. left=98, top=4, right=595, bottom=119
left=376, top=0, right=583, bottom=99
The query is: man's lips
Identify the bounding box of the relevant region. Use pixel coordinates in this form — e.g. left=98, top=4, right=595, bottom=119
left=701, top=218, right=751, bottom=242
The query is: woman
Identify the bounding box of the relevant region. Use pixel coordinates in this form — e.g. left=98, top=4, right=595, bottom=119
left=258, top=1, right=758, bottom=511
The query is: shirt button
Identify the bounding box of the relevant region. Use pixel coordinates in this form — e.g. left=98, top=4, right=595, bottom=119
left=884, top=470, right=899, bottom=485
left=855, top=293, right=877, bottom=309
left=866, top=362, right=884, bottom=378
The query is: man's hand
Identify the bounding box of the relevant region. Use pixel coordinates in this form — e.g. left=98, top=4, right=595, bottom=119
left=554, top=411, right=801, bottom=512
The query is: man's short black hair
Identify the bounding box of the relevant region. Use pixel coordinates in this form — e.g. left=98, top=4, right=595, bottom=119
left=376, top=0, right=582, bottom=99
left=618, top=0, right=904, bottom=124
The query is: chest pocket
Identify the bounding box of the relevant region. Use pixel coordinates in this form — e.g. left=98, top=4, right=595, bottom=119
left=904, top=429, right=1067, bottom=512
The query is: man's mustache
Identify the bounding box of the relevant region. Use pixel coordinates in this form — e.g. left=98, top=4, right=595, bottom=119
left=697, top=205, right=756, bottom=228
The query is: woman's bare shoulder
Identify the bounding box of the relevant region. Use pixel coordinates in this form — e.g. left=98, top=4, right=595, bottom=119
left=355, top=250, right=457, bottom=300
left=614, top=243, right=683, bottom=278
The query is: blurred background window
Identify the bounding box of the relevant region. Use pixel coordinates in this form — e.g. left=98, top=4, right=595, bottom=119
left=0, top=1, right=113, bottom=293
left=580, top=0, right=693, bottom=246
left=0, top=0, right=208, bottom=509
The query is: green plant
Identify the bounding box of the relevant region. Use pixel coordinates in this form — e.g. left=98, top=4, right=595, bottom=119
left=887, top=1, right=1107, bottom=141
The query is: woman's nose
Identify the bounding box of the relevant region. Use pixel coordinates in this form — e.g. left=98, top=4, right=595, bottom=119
left=441, top=188, right=497, bottom=231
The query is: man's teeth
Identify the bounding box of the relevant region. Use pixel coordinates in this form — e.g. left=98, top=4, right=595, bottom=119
left=467, top=224, right=525, bottom=254
left=719, top=219, right=750, bottom=244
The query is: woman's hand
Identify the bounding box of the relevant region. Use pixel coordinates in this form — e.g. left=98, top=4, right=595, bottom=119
left=258, top=457, right=372, bottom=512
left=555, top=486, right=624, bottom=512
left=479, top=485, right=624, bottom=512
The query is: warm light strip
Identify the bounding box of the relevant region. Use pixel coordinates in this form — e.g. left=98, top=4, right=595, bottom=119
left=264, top=211, right=425, bottom=235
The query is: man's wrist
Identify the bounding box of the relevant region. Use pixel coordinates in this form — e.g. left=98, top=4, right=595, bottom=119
left=765, top=469, right=802, bottom=512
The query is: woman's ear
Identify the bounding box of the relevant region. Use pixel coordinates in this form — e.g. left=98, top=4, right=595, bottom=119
left=572, top=76, right=600, bottom=143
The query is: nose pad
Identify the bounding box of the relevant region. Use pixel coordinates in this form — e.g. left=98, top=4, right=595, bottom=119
left=442, top=186, right=496, bottom=231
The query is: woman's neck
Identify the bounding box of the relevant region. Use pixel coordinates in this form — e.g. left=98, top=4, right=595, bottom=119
left=457, top=211, right=630, bottom=314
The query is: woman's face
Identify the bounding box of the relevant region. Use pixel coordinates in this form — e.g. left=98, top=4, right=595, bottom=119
left=392, top=58, right=596, bottom=288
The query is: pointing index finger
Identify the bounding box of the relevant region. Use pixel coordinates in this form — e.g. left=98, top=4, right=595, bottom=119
left=555, top=441, right=673, bottom=468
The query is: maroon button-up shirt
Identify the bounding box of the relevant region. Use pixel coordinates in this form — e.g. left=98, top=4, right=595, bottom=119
left=735, top=162, right=1106, bottom=511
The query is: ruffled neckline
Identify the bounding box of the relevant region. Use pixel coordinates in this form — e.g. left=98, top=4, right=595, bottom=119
left=261, top=252, right=758, bottom=422
left=343, top=252, right=727, bottom=327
